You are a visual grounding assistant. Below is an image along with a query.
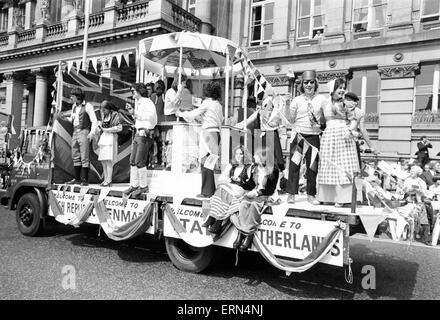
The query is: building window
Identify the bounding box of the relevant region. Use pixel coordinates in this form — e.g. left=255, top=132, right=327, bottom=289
left=187, top=0, right=196, bottom=15
left=353, top=0, right=388, bottom=33
left=421, top=0, right=440, bottom=22
left=350, top=69, right=380, bottom=115
left=0, top=7, right=8, bottom=32
left=297, top=0, right=325, bottom=39
left=250, top=0, right=274, bottom=46
left=415, top=63, right=440, bottom=112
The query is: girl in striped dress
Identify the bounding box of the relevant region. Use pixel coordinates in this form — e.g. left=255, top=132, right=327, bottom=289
left=317, top=79, right=360, bottom=207
left=202, top=146, right=255, bottom=234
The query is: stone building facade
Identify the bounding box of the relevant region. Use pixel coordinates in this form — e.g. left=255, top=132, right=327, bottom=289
left=229, top=0, right=440, bottom=158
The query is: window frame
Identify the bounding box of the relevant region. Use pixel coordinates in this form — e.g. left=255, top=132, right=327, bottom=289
left=414, top=63, right=440, bottom=114
left=349, top=69, right=381, bottom=116
left=297, top=0, right=325, bottom=40
left=249, top=0, right=274, bottom=47
left=0, top=7, right=8, bottom=32
left=352, top=0, right=388, bottom=33
left=420, top=0, right=440, bottom=22
left=187, top=0, right=196, bottom=15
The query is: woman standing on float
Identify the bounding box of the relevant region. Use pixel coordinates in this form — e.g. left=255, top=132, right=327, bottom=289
left=317, top=79, right=360, bottom=207
left=286, top=70, right=327, bottom=205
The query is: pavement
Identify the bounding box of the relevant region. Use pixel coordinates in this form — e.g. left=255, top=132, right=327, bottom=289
left=1, top=206, right=439, bottom=300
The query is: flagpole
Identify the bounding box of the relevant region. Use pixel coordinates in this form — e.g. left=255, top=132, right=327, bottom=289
left=82, top=0, right=90, bottom=72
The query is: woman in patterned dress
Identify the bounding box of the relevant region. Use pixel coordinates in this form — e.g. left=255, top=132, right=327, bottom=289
left=317, top=79, right=360, bottom=207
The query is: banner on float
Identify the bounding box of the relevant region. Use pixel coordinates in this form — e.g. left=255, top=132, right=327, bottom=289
left=163, top=204, right=344, bottom=267
left=48, top=190, right=155, bottom=234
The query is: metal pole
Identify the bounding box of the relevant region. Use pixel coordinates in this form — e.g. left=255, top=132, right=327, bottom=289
left=224, top=51, right=230, bottom=125
left=82, top=0, right=90, bottom=72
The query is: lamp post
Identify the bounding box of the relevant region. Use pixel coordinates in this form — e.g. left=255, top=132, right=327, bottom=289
left=82, top=0, right=90, bottom=72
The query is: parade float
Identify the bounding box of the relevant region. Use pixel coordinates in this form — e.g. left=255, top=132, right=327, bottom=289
left=3, top=32, right=439, bottom=280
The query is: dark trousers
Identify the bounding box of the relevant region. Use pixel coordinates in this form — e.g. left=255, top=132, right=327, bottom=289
left=286, top=134, right=320, bottom=196
left=418, top=155, right=429, bottom=168
left=356, top=141, right=362, bottom=169
left=201, top=156, right=216, bottom=197
left=129, top=134, right=153, bottom=168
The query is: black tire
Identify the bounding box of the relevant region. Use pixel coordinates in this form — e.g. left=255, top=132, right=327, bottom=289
left=165, top=237, right=213, bottom=273
left=16, top=193, right=44, bottom=237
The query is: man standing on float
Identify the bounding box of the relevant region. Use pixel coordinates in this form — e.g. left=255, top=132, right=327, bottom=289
left=66, top=88, right=98, bottom=186
left=286, top=70, right=326, bottom=204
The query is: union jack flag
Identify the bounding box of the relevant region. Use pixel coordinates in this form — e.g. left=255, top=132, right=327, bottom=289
left=51, top=67, right=134, bottom=184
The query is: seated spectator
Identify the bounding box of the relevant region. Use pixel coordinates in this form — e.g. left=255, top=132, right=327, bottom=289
left=230, top=150, right=280, bottom=251
left=421, top=160, right=437, bottom=187
left=429, top=177, right=440, bottom=201
left=202, top=146, right=255, bottom=234
left=403, top=166, right=427, bottom=196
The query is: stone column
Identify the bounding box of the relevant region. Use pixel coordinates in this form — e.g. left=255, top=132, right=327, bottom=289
left=3, top=72, right=24, bottom=149
left=271, top=0, right=289, bottom=50
left=26, top=85, right=35, bottom=128
left=377, top=64, right=419, bottom=156
left=24, top=1, right=36, bottom=30
left=99, top=56, right=121, bottom=80
left=323, top=0, right=345, bottom=44
left=195, top=0, right=213, bottom=34
left=103, top=0, right=118, bottom=28
left=31, top=68, right=49, bottom=127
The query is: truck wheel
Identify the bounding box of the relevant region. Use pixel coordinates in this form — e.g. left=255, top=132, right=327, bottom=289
left=16, top=193, right=44, bottom=237
left=165, top=237, right=213, bottom=273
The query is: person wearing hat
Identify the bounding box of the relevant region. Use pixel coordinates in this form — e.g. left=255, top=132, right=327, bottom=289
left=286, top=70, right=327, bottom=204
left=344, top=91, right=376, bottom=168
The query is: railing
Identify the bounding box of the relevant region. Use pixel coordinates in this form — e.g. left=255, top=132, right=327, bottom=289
left=17, top=29, right=36, bottom=43
left=0, top=33, right=8, bottom=47
left=171, top=4, right=201, bottom=32
left=80, top=12, right=105, bottom=30
left=46, top=22, right=68, bottom=38
left=412, top=110, right=440, bottom=124
left=117, top=0, right=149, bottom=23
left=364, top=112, right=379, bottom=123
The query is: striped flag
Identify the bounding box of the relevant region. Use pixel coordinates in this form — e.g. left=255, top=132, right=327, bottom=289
left=51, top=68, right=134, bottom=184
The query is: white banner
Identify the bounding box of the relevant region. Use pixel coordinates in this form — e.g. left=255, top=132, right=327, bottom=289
left=164, top=205, right=345, bottom=267
left=48, top=191, right=155, bottom=234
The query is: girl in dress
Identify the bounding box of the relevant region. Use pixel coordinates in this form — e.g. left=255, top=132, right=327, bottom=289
left=97, top=101, right=122, bottom=187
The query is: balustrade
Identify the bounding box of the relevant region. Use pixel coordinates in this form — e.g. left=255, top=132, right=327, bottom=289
left=17, top=29, right=36, bottom=43
left=117, top=0, right=149, bottom=24
left=46, top=22, right=68, bottom=38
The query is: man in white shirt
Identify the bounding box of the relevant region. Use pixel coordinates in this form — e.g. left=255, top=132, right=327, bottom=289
left=65, top=88, right=98, bottom=186
left=286, top=70, right=327, bottom=204
left=124, top=83, right=158, bottom=197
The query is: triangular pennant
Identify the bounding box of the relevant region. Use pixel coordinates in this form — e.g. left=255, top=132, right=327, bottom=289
left=302, top=142, right=310, bottom=157
left=291, top=149, right=302, bottom=165
left=76, top=60, right=82, bottom=73
left=91, top=58, right=98, bottom=73
left=358, top=213, right=387, bottom=242
left=310, top=147, right=318, bottom=169
left=257, top=83, right=265, bottom=95
left=116, top=54, right=122, bottom=68
left=67, top=61, right=74, bottom=73
left=122, top=53, right=130, bottom=67
left=259, top=75, right=267, bottom=87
